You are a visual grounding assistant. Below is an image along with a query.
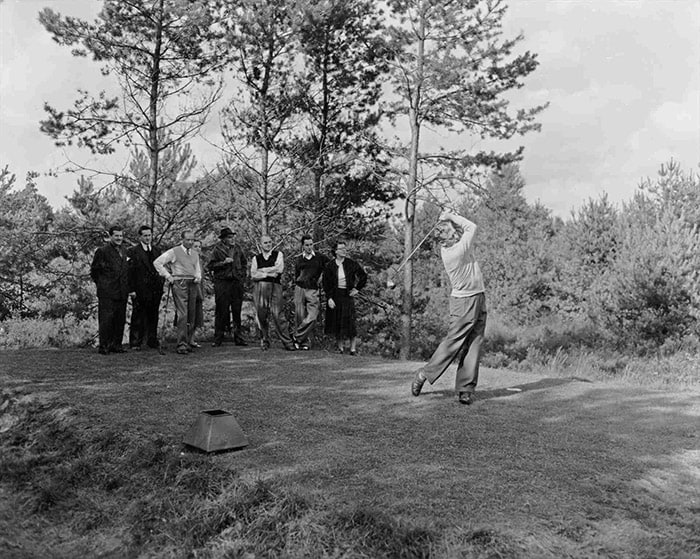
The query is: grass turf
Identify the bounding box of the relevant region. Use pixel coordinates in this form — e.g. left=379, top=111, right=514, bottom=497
left=1, top=346, right=698, bottom=558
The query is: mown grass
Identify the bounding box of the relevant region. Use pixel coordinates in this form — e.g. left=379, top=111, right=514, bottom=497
left=1, top=347, right=698, bottom=558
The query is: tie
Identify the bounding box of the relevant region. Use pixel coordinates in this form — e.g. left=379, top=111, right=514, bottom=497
left=186, top=249, right=190, bottom=255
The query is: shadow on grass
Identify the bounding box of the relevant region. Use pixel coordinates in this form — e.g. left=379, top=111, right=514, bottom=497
left=420, top=377, right=581, bottom=401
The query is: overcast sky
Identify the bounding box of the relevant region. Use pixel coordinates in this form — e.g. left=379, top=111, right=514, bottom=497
left=1, top=0, right=698, bottom=218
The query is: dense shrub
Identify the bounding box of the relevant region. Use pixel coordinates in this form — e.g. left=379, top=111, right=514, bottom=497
left=0, top=314, right=97, bottom=349
left=588, top=192, right=700, bottom=353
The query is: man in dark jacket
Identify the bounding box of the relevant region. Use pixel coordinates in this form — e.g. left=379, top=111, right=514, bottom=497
left=128, top=225, right=164, bottom=350
left=208, top=227, right=248, bottom=347
left=292, top=235, right=328, bottom=350
left=90, top=225, right=130, bottom=354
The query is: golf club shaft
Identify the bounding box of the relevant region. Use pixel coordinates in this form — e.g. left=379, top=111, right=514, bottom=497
left=392, top=221, right=441, bottom=278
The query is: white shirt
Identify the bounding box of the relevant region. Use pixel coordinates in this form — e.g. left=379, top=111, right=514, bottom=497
left=441, top=215, right=485, bottom=298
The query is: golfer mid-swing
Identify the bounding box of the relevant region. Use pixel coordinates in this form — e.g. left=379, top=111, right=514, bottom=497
left=411, top=210, right=487, bottom=405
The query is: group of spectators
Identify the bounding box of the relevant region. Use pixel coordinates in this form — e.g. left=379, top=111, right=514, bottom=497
left=89, top=225, right=367, bottom=356
left=91, top=210, right=489, bottom=406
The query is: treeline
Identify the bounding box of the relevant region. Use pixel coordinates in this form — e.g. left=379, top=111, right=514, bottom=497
left=0, top=0, right=698, bottom=369
left=24, top=0, right=548, bottom=358
left=1, top=160, right=698, bottom=364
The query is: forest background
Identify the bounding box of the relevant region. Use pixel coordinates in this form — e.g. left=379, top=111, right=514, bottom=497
left=1, top=0, right=699, bottom=385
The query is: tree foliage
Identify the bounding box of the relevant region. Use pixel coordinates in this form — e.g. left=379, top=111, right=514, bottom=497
left=39, top=0, right=225, bottom=229
left=384, top=0, right=547, bottom=357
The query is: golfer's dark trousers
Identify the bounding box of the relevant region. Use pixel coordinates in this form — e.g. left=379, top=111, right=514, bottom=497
left=213, top=278, right=244, bottom=343
left=98, top=297, right=128, bottom=352
left=129, top=295, right=162, bottom=348
left=421, top=293, right=487, bottom=394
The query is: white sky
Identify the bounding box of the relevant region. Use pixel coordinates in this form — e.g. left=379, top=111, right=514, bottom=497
left=1, top=0, right=699, bottom=218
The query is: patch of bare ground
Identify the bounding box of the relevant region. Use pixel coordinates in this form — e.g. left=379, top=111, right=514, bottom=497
left=1, top=346, right=698, bottom=558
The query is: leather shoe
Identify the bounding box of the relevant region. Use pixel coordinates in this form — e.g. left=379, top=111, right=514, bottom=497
left=234, top=338, right=248, bottom=346
left=458, top=392, right=473, bottom=405
left=411, top=371, right=426, bottom=397
left=211, top=341, right=222, bottom=347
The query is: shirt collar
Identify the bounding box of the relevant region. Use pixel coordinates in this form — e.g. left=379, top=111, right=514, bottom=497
left=303, top=250, right=315, bottom=259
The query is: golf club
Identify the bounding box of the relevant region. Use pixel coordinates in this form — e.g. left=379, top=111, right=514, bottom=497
left=158, top=284, right=172, bottom=355
left=386, top=220, right=441, bottom=289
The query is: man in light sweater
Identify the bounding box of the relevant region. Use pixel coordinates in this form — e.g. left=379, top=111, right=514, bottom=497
left=153, top=230, right=202, bottom=355
left=411, top=210, right=487, bottom=405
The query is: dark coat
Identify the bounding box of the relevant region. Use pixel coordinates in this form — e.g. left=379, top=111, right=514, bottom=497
left=90, top=242, right=130, bottom=300
left=207, top=241, right=247, bottom=282
left=128, top=243, right=164, bottom=300
left=322, top=257, right=368, bottom=297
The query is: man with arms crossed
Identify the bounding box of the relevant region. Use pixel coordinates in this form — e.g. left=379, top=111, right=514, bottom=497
left=153, top=230, right=202, bottom=355
left=251, top=235, right=296, bottom=351
left=411, top=210, right=487, bottom=405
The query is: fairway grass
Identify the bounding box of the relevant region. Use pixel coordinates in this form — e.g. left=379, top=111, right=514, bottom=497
left=1, top=347, right=698, bottom=558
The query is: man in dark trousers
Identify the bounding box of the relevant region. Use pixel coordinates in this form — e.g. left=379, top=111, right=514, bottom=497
left=128, top=225, right=164, bottom=350
left=251, top=234, right=296, bottom=351
left=208, top=227, right=248, bottom=347
left=292, top=235, right=328, bottom=350
left=90, top=225, right=130, bottom=354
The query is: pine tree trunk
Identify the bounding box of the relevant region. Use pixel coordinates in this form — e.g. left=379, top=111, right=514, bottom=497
left=399, top=5, right=425, bottom=361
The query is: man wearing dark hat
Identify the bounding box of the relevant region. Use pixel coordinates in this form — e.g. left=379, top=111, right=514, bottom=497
left=208, top=227, right=248, bottom=347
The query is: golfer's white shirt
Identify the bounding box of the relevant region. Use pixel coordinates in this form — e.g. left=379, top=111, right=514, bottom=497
left=441, top=215, right=485, bottom=298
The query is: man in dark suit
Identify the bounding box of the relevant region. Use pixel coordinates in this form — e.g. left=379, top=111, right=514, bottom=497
left=128, top=225, right=165, bottom=350
left=90, top=225, right=130, bottom=354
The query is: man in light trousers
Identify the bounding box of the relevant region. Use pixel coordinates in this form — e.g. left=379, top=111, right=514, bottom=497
left=411, top=210, right=487, bottom=405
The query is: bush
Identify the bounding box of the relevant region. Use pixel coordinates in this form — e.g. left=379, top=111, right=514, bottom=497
left=0, top=314, right=97, bottom=349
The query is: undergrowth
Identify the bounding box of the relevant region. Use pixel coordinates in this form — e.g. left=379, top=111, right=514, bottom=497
left=0, top=389, right=437, bottom=558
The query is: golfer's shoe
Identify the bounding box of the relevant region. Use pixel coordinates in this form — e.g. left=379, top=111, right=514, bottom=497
left=411, top=370, right=426, bottom=397
left=458, top=392, right=473, bottom=405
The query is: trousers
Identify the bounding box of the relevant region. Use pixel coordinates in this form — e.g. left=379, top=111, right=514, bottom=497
left=213, top=278, right=244, bottom=342
left=171, top=279, right=198, bottom=350
left=421, top=293, right=487, bottom=394
left=98, top=297, right=127, bottom=352
left=253, top=281, right=293, bottom=347
left=293, top=286, right=320, bottom=344
left=129, top=295, right=161, bottom=348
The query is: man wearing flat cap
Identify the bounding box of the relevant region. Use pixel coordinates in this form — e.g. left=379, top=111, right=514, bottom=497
left=208, top=227, right=248, bottom=347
